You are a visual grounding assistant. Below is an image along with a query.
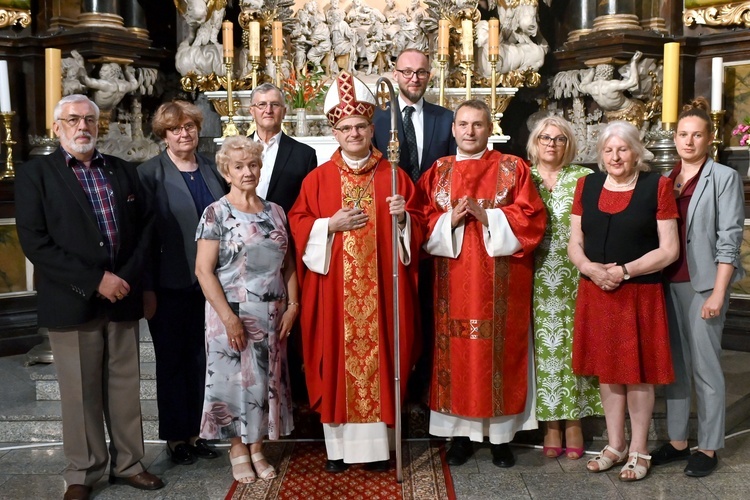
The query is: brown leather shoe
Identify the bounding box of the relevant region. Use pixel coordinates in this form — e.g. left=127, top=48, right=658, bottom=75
left=63, top=484, right=91, bottom=500
left=109, top=470, right=164, bottom=490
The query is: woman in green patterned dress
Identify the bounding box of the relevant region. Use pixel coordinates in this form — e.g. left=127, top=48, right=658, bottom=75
left=527, top=116, right=602, bottom=460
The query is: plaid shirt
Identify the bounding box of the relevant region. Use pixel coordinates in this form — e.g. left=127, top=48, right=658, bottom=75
left=63, top=148, right=119, bottom=268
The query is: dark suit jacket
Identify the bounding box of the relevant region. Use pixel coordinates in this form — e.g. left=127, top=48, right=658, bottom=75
left=261, top=133, right=318, bottom=214
left=372, top=100, right=456, bottom=179
left=15, top=149, right=153, bottom=328
left=137, top=150, right=227, bottom=290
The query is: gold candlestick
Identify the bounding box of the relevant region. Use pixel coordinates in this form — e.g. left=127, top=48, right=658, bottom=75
left=249, top=55, right=260, bottom=89
left=223, top=57, right=239, bottom=137
left=1, top=112, right=16, bottom=179
left=437, top=53, right=448, bottom=108
left=710, top=110, right=725, bottom=162
left=489, top=54, right=501, bottom=136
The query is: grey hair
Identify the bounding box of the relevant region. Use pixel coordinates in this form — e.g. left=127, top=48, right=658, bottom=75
left=597, top=121, right=651, bottom=172
left=53, top=94, right=100, bottom=121
left=250, top=83, right=286, bottom=107
left=526, top=115, right=577, bottom=167
left=215, top=135, right=264, bottom=176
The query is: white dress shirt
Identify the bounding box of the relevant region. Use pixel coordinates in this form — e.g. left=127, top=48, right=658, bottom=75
left=254, top=130, right=282, bottom=199
left=398, top=95, right=424, bottom=166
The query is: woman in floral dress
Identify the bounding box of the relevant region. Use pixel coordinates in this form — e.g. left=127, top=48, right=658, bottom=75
left=195, top=136, right=298, bottom=484
left=527, top=116, right=602, bottom=460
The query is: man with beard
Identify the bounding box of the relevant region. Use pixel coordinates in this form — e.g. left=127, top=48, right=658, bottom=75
left=15, top=95, right=161, bottom=500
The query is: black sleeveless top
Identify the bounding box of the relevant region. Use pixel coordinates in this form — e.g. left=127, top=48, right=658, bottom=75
left=580, top=171, right=661, bottom=284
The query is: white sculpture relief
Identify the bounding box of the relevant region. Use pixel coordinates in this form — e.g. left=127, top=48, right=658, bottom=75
left=174, top=0, right=228, bottom=77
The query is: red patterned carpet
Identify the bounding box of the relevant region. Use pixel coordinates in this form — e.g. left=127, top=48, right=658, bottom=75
left=226, top=441, right=455, bottom=500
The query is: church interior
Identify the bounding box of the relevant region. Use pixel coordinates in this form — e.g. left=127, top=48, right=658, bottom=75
left=2, top=0, right=750, bottom=498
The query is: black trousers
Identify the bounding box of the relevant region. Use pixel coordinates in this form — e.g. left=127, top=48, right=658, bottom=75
left=148, top=287, right=207, bottom=441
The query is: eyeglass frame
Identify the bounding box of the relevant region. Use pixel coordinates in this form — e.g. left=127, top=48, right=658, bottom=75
left=394, top=68, right=431, bottom=80
left=166, top=122, right=198, bottom=135
left=333, top=123, right=371, bottom=134
left=251, top=101, right=284, bottom=111
left=537, top=134, right=568, bottom=147
left=57, top=115, right=98, bottom=127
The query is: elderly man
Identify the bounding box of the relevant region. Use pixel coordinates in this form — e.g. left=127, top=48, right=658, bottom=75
left=417, top=99, right=546, bottom=468
left=288, top=72, right=424, bottom=473
left=15, top=95, right=161, bottom=500
left=248, top=83, right=317, bottom=214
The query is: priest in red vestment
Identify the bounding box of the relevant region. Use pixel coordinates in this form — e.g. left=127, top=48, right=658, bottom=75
left=417, top=99, right=546, bottom=468
left=288, top=72, right=424, bottom=473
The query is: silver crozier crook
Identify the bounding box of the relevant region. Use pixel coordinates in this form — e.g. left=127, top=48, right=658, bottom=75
left=376, top=76, right=403, bottom=483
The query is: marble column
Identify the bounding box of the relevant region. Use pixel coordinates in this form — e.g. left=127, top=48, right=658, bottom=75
left=592, top=0, right=641, bottom=31
left=78, top=0, right=125, bottom=29
left=562, top=0, right=597, bottom=44
left=121, top=0, right=149, bottom=39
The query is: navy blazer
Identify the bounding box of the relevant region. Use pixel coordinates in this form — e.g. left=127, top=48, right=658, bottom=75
left=15, top=149, right=153, bottom=328
left=372, top=99, right=456, bottom=179
left=261, top=133, right=318, bottom=214
left=137, top=150, right=227, bottom=290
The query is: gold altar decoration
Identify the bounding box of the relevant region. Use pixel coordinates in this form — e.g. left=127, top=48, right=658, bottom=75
left=684, top=2, right=750, bottom=28
left=1, top=111, right=15, bottom=179
left=0, top=8, right=31, bottom=29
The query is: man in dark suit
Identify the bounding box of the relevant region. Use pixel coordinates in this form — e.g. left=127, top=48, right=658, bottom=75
left=372, top=49, right=456, bottom=181
left=248, top=82, right=318, bottom=214
left=15, top=95, right=163, bottom=500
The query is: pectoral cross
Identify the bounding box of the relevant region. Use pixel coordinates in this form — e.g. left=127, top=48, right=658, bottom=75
left=343, top=186, right=373, bottom=209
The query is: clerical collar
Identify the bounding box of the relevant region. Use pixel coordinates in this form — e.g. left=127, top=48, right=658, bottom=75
left=398, top=95, right=424, bottom=114
left=341, top=150, right=372, bottom=171
left=456, top=149, right=487, bottom=161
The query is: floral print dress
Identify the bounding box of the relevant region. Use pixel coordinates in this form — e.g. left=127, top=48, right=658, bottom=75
left=531, top=165, right=602, bottom=421
left=196, top=197, right=293, bottom=443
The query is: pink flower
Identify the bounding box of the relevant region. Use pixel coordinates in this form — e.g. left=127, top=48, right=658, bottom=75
left=200, top=401, right=234, bottom=437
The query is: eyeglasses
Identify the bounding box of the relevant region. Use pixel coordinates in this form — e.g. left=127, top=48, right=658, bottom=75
left=167, top=123, right=197, bottom=135
left=58, top=115, right=97, bottom=127
left=334, top=123, right=370, bottom=134
left=252, top=102, right=284, bottom=111
left=537, top=134, right=568, bottom=147
left=395, top=69, right=431, bottom=80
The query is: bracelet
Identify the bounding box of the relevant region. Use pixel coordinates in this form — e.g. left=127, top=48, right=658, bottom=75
left=287, top=301, right=299, bottom=306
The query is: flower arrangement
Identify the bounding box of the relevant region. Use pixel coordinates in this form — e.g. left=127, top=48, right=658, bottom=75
left=732, top=117, right=750, bottom=146
left=283, top=65, right=328, bottom=111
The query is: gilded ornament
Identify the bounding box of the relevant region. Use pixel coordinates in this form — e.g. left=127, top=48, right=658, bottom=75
left=0, top=9, right=31, bottom=29
left=684, top=2, right=750, bottom=28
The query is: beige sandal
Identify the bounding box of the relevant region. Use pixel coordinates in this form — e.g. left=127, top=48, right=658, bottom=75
left=251, top=452, right=277, bottom=481
left=619, top=451, right=651, bottom=482
left=586, top=444, right=628, bottom=472
left=230, top=450, right=256, bottom=483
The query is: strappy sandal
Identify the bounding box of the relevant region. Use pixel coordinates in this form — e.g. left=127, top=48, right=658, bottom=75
left=586, top=444, right=628, bottom=472
left=251, top=452, right=277, bottom=481
left=230, top=450, right=256, bottom=483
left=619, top=451, right=651, bottom=482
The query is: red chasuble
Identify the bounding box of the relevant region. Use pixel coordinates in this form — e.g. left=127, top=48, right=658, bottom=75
left=417, top=150, right=546, bottom=418
left=288, top=148, right=424, bottom=426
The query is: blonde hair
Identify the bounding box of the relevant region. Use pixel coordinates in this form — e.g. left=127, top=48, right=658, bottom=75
left=526, top=115, right=577, bottom=167
left=215, top=136, right=263, bottom=176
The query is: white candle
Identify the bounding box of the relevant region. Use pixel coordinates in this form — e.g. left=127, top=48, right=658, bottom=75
left=0, top=61, right=10, bottom=113
left=711, top=57, right=723, bottom=111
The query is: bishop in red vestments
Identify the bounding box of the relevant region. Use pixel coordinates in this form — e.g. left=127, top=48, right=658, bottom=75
left=417, top=100, right=546, bottom=468
left=288, top=72, right=424, bottom=473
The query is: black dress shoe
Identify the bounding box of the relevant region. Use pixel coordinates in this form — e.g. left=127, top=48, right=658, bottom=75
left=650, top=442, right=690, bottom=466
left=445, top=436, right=474, bottom=466
left=324, top=459, right=350, bottom=473
left=109, top=470, right=165, bottom=490
left=364, top=459, right=391, bottom=472
left=167, top=442, right=197, bottom=465
left=63, top=484, right=91, bottom=500
left=491, top=443, right=515, bottom=468
left=684, top=451, right=718, bottom=477
left=190, top=438, right=220, bottom=459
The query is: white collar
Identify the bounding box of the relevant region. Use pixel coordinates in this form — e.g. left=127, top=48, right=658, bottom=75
left=456, top=149, right=487, bottom=161
left=398, top=95, right=424, bottom=114
left=254, top=129, right=282, bottom=145
left=341, top=150, right=372, bottom=171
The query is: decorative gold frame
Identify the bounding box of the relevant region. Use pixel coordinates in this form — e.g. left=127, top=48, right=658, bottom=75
left=0, top=7, right=31, bottom=29
left=684, top=1, right=750, bottom=28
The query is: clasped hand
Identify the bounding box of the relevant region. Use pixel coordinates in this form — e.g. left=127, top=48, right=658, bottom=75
left=451, top=196, right=488, bottom=228
left=583, top=262, right=622, bottom=291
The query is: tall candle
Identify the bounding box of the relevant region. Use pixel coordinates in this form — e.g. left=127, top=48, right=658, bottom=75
left=272, top=21, right=283, bottom=58
left=222, top=21, right=233, bottom=58
left=0, top=60, right=11, bottom=113
left=662, top=42, right=680, bottom=124
left=249, top=21, right=260, bottom=58
left=438, top=20, right=449, bottom=57
left=45, top=48, right=62, bottom=132
left=488, top=19, right=499, bottom=57
left=461, top=19, right=473, bottom=60
left=711, top=57, right=723, bottom=111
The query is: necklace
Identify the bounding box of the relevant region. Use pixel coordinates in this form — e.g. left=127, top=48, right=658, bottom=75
left=606, top=172, right=638, bottom=189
